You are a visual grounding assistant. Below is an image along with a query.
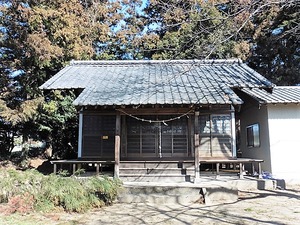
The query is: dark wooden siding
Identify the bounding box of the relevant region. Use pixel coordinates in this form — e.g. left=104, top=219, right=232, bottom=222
left=82, top=115, right=115, bottom=159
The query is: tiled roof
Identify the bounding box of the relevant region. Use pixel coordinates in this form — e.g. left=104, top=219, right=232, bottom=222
left=241, top=86, right=300, bottom=104
left=40, top=59, right=274, bottom=106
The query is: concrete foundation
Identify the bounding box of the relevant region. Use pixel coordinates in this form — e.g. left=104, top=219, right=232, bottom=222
left=117, top=177, right=277, bottom=205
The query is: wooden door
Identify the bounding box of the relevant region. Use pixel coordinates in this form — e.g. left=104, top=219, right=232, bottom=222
left=82, top=115, right=115, bottom=158
left=126, top=116, right=189, bottom=158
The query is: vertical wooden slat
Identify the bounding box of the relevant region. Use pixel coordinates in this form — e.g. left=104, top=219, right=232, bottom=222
left=114, top=113, right=121, bottom=178
left=194, top=111, right=200, bottom=183
left=121, top=115, right=127, bottom=157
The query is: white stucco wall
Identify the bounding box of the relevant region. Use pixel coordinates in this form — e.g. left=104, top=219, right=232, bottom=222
left=267, top=104, right=300, bottom=182
left=240, top=104, right=272, bottom=172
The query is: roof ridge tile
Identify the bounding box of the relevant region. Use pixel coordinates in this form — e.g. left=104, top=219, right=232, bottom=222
left=69, top=59, right=242, bottom=66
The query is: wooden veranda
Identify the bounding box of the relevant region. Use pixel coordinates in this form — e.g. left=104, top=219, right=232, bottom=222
left=51, top=157, right=263, bottom=180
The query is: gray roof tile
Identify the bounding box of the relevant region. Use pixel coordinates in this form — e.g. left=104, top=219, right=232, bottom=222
left=40, top=59, right=274, bottom=106
left=242, top=86, right=300, bottom=104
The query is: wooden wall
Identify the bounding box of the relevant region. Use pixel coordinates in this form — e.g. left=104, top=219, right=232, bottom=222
left=80, top=105, right=233, bottom=160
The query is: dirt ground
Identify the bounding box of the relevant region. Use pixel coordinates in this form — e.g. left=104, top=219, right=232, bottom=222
left=1, top=184, right=300, bottom=225
left=1, top=160, right=299, bottom=225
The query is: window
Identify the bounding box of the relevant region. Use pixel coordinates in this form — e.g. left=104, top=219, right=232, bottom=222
left=199, top=114, right=231, bottom=135
left=199, top=114, right=232, bottom=156
left=246, top=123, right=260, bottom=147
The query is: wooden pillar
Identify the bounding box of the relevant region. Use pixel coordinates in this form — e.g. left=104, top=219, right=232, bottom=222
left=231, top=105, right=237, bottom=158
left=96, top=163, right=100, bottom=175
left=72, top=164, right=76, bottom=175
left=258, top=162, right=262, bottom=179
left=78, top=109, right=83, bottom=158
left=114, top=113, right=121, bottom=179
left=53, top=163, right=57, bottom=174
left=194, top=111, right=200, bottom=183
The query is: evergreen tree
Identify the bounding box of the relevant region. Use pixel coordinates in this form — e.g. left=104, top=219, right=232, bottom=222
left=0, top=0, right=299, bottom=158
left=0, top=0, right=126, bottom=157
left=139, top=0, right=248, bottom=59
left=247, top=2, right=300, bottom=85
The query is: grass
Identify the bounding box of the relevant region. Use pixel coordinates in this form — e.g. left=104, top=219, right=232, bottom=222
left=244, top=207, right=253, bottom=212
left=0, top=169, right=122, bottom=213
left=0, top=214, right=53, bottom=225
left=0, top=212, right=83, bottom=225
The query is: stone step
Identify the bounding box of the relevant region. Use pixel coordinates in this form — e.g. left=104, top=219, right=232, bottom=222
left=118, top=184, right=238, bottom=205
left=120, top=174, right=194, bottom=183
left=119, top=167, right=195, bottom=175
left=118, top=193, right=200, bottom=205
left=120, top=161, right=194, bottom=169
left=119, top=161, right=195, bottom=183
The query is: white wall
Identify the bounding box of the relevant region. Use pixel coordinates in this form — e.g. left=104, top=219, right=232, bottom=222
left=267, top=104, right=300, bottom=182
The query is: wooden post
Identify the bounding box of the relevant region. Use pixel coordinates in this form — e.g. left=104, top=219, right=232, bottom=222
left=231, top=105, right=237, bottom=158
left=96, top=163, right=100, bottom=175
left=53, top=163, right=57, bottom=174
left=258, top=162, right=262, bottom=179
left=114, top=113, right=121, bottom=179
left=72, top=164, right=76, bottom=175
left=78, top=109, right=83, bottom=158
left=194, top=111, right=200, bottom=183
left=216, top=162, right=220, bottom=178
left=239, top=162, right=244, bottom=179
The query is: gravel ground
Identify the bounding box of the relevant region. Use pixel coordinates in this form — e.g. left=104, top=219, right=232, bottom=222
left=79, top=186, right=300, bottom=225
left=1, top=184, right=300, bottom=225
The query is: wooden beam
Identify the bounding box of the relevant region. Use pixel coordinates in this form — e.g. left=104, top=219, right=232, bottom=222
left=118, top=107, right=195, bottom=115
left=114, top=113, right=121, bottom=178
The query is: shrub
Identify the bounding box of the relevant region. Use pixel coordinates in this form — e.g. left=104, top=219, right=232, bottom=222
left=0, top=169, right=121, bottom=213
left=6, top=192, right=35, bottom=214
